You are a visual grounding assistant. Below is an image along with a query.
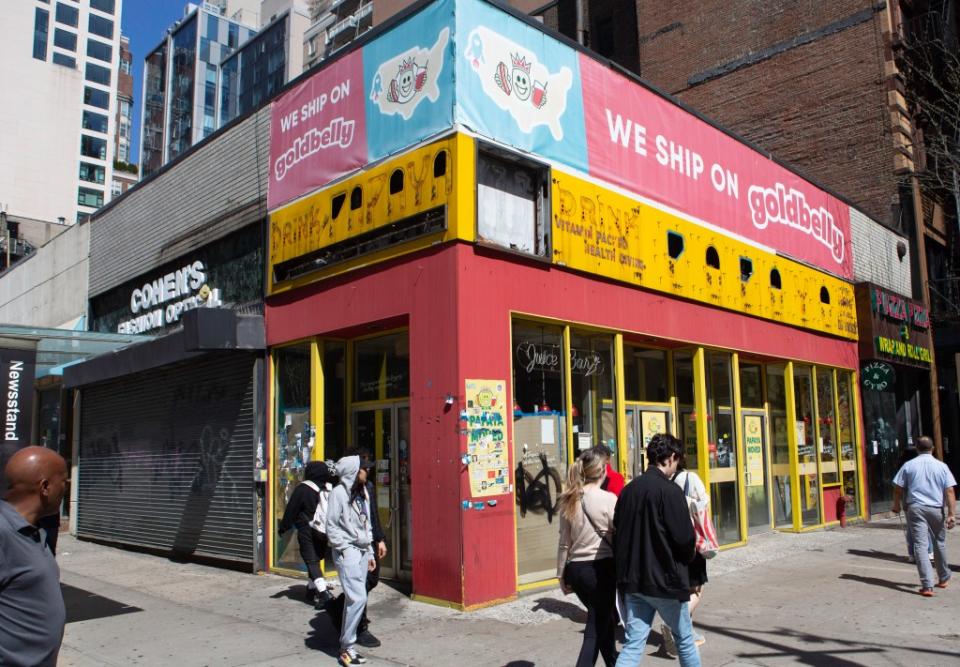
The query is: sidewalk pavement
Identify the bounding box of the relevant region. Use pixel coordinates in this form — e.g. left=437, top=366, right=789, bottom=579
left=57, top=519, right=959, bottom=666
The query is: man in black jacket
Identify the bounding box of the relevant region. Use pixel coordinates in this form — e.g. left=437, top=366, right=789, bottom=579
left=326, top=449, right=387, bottom=649
left=278, top=460, right=338, bottom=609
left=613, top=433, right=700, bottom=666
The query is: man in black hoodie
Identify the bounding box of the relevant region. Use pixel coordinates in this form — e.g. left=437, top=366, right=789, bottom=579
left=279, top=460, right=338, bottom=608
left=613, top=433, right=700, bottom=666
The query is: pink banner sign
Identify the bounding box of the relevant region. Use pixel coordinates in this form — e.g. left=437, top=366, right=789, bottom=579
left=268, top=50, right=367, bottom=210
left=580, top=54, right=853, bottom=279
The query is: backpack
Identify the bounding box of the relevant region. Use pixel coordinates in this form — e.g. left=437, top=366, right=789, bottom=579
left=302, top=480, right=332, bottom=535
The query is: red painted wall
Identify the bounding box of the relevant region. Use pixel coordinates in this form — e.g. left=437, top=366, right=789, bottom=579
left=267, top=248, right=465, bottom=604
left=267, top=242, right=860, bottom=606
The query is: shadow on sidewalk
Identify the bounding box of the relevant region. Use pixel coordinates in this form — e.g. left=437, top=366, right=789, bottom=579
left=695, top=621, right=960, bottom=665
left=269, top=583, right=316, bottom=605
left=838, top=573, right=919, bottom=594
left=304, top=612, right=340, bottom=659
left=847, top=548, right=960, bottom=573
left=530, top=597, right=587, bottom=623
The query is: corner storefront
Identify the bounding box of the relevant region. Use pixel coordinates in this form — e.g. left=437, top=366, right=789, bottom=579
left=260, top=0, right=870, bottom=608
left=855, top=282, right=934, bottom=514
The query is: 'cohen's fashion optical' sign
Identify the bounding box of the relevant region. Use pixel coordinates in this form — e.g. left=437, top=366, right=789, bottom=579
left=117, top=260, right=223, bottom=334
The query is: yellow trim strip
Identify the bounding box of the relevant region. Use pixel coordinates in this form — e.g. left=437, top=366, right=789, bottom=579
left=614, top=333, right=628, bottom=474
left=731, top=353, right=748, bottom=542
left=693, top=348, right=710, bottom=486
left=784, top=362, right=802, bottom=533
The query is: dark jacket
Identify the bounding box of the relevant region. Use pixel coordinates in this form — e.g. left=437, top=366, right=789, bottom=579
left=279, top=461, right=336, bottom=533
left=366, top=479, right=386, bottom=545
left=613, top=467, right=697, bottom=601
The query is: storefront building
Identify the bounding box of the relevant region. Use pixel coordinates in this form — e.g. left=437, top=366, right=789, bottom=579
left=261, top=0, right=870, bottom=608
left=855, top=282, right=934, bottom=514
left=64, top=76, right=273, bottom=568
left=65, top=222, right=267, bottom=567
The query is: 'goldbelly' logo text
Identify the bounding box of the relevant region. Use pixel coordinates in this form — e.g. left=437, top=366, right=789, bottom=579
left=748, top=182, right=845, bottom=265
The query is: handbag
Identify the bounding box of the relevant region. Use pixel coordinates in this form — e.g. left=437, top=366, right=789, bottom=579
left=681, top=471, right=719, bottom=559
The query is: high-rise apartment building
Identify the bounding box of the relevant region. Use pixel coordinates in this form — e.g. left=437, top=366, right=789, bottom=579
left=1, top=0, right=124, bottom=225
left=220, top=1, right=311, bottom=125
left=140, top=3, right=257, bottom=177
left=112, top=34, right=137, bottom=196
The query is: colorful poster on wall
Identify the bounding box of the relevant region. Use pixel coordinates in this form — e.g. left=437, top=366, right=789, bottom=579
left=268, top=49, right=367, bottom=210
left=456, top=0, right=588, bottom=172
left=744, top=415, right=765, bottom=487
left=464, top=378, right=510, bottom=498
left=364, top=0, right=455, bottom=161
left=640, top=411, right=668, bottom=448
left=578, top=54, right=853, bottom=279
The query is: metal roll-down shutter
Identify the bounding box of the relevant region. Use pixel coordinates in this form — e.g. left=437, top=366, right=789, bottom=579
left=77, top=353, right=257, bottom=564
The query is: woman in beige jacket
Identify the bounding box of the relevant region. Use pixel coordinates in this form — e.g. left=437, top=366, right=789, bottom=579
left=557, top=448, right=618, bottom=667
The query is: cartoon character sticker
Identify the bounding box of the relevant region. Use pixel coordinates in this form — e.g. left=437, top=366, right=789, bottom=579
left=463, top=26, right=572, bottom=140
left=370, top=27, right=450, bottom=120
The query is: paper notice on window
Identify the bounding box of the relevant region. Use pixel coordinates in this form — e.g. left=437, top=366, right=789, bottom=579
left=578, top=432, right=592, bottom=451
left=541, top=418, right=555, bottom=445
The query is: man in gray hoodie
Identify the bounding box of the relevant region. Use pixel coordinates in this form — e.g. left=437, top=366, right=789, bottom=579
left=325, top=455, right=376, bottom=666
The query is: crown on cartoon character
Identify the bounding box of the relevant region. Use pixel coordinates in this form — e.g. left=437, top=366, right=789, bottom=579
left=510, top=53, right=531, bottom=73
left=398, top=57, right=417, bottom=74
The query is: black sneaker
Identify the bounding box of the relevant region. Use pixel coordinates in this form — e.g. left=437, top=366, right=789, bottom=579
left=338, top=649, right=367, bottom=665
left=315, top=589, right=334, bottom=610
left=356, top=629, right=381, bottom=648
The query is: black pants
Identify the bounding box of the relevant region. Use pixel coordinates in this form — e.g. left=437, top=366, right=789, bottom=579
left=328, top=556, right=380, bottom=633
left=296, top=526, right=327, bottom=582
left=564, top=558, right=617, bottom=667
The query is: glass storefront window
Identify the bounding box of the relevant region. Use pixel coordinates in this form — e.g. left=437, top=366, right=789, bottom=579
left=273, top=344, right=313, bottom=571
left=323, top=341, right=347, bottom=462
left=837, top=371, right=859, bottom=511
left=816, top=369, right=839, bottom=484
left=739, top=363, right=763, bottom=409
left=767, top=365, right=792, bottom=527
left=794, top=366, right=821, bottom=526
left=674, top=351, right=697, bottom=467
left=354, top=333, right=409, bottom=402
left=624, top=346, right=668, bottom=403
left=512, top=321, right=567, bottom=583
left=569, top=331, right=616, bottom=461
left=707, top=352, right=741, bottom=545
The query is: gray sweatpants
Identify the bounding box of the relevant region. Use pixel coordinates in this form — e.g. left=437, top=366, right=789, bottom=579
left=907, top=504, right=951, bottom=589
left=334, top=546, right=371, bottom=652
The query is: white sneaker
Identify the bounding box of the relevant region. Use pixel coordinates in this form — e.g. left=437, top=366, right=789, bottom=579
left=661, top=622, right=677, bottom=658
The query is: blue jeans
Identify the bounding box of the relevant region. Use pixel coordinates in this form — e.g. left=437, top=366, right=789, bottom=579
left=616, top=592, right=701, bottom=667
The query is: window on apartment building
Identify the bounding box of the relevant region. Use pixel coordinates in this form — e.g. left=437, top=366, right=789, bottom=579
left=111, top=181, right=122, bottom=197
left=85, top=62, right=111, bottom=86
left=87, top=39, right=112, bottom=62
left=80, top=135, right=107, bottom=160
left=54, top=28, right=76, bottom=51
left=307, top=37, right=317, bottom=57
left=52, top=52, right=76, bottom=68
left=118, top=144, right=128, bottom=162
left=90, top=0, right=115, bottom=15
left=55, top=2, right=78, bottom=27
left=120, top=100, right=130, bottom=118
left=79, top=162, right=105, bottom=185
left=88, top=14, right=113, bottom=39
left=120, top=57, right=131, bottom=74
left=77, top=187, right=104, bottom=209
left=476, top=147, right=550, bottom=258
left=33, top=9, right=49, bottom=61
left=82, top=110, right=109, bottom=133
left=83, top=86, right=109, bottom=109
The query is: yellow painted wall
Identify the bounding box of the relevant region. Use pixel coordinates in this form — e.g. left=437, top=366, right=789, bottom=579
left=551, top=170, right=858, bottom=341
left=267, top=133, right=857, bottom=342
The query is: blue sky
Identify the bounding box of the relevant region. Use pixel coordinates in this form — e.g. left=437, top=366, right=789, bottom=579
left=122, top=0, right=186, bottom=164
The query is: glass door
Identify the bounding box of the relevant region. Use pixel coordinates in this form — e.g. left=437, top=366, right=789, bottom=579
left=352, top=403, right=411, bottom=581
left=626, top=405, right=673, bottom=479
left=742, top=411, right=772, bottom=533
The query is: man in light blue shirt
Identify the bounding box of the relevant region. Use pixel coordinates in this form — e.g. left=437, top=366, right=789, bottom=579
left=892, top=436, right=957, bottom=596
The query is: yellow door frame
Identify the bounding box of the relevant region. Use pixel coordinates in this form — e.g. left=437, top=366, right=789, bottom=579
left=731, top=353, right=748, bottom=542
left=784, top=362, right=802, bottom=532
left=614, top=333, right=628, bottom=475
left=692, top=348, right=710, bottom=488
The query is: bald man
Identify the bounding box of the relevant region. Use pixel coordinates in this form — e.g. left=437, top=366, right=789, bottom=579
left=1, top=446, right=68, bottom=667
